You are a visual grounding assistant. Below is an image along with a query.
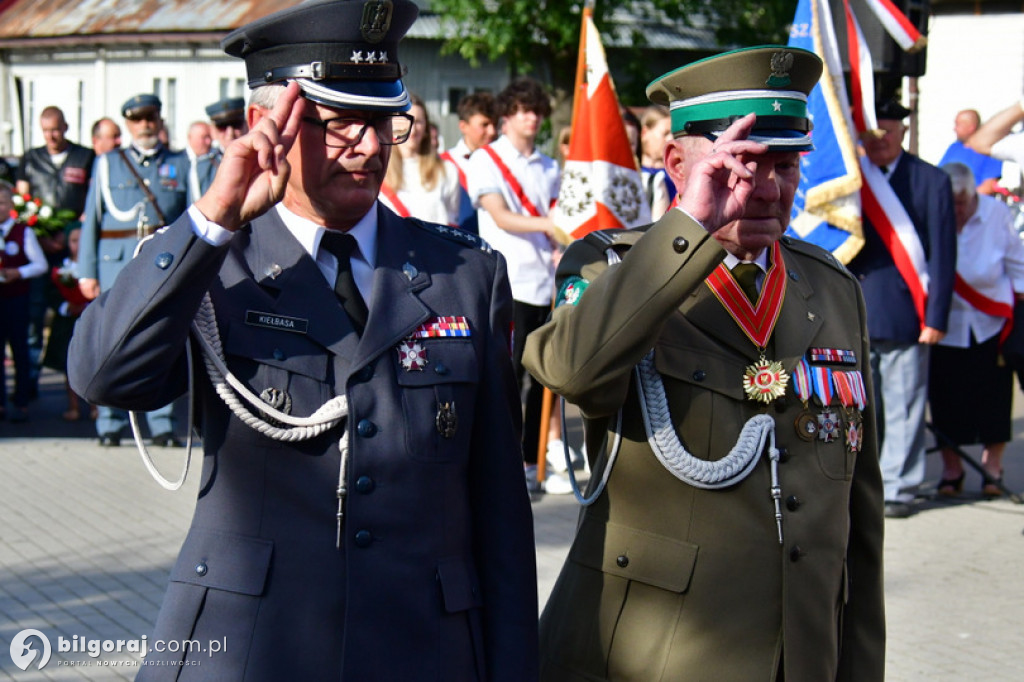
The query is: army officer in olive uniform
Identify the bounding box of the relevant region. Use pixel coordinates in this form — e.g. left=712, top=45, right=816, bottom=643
left=524, top=46, right=885, bottom=681
left=69, top=1, right=537, bottom=680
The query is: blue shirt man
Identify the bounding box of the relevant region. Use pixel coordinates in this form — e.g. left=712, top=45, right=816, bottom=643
left=938, top=109, right=1003, bottom=195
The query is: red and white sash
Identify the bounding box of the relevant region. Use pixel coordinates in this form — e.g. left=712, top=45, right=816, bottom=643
left=954, top=274, right=1014, bottom=346
left=439, top=150, right=468, bottom=192
left=380, top=182, right=411, bottom=218
left=859, top=157, right=929, bottom=326
left=480, top=145, right=543, bottom=217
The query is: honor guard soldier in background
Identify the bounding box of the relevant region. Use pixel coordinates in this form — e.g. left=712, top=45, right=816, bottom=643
left=78, top=93, right=191, bottom=447
left=69, top=0, right=537, bottom=679
left=207, top=95, right=248, bottom=151
left=524, top=46, right=885, bottom=681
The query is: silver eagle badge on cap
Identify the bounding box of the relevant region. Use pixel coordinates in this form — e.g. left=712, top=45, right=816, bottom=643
left=766, top=51, right=794, bottom=87
left=361, top=0, right=394, bottom=43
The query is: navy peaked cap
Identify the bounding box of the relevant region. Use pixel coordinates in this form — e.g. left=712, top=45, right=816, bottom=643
left=221, top=0, right=419, bottom=112
left=205, top=97, right=246, bottom=124
left=122, top=94, right=161, bottom=118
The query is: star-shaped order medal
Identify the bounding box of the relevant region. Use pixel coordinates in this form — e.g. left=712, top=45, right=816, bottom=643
left=743, top=359, right=790, bottom=404
left=396, top=339, right=428, bottom=371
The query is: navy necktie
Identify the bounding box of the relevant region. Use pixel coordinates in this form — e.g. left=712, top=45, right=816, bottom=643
left=320, top=231, right=368, bottom=334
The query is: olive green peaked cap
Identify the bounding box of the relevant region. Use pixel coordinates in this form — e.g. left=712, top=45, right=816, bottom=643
left=646, top=45, right=823, bottom=152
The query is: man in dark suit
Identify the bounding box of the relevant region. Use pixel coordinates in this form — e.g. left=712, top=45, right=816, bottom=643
left=68, top=1, right=537, bottom=679
left=524, top=46, right=885, bottom=681
left=848, top=99, right=957, bottom=518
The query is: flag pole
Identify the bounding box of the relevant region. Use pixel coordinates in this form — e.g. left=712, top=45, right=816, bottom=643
left=535, top=0, right=595, bottom=486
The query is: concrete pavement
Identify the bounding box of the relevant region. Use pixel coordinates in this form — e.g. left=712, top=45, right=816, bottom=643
left=1, top=367, right=1023, bottom=680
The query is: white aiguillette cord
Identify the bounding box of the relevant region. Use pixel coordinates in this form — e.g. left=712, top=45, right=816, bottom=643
left=129, top=290, right=353, bottom=547
left=635, top=350, right=783, bottom=543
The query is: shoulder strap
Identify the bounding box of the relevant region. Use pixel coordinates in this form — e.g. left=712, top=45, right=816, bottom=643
left=116, top=148, right=168, bottom=227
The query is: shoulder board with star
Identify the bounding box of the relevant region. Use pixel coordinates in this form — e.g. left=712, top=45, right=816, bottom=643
left=780, top=235, right=853, bottom=278
left=410, top=218, right=493, bottom=255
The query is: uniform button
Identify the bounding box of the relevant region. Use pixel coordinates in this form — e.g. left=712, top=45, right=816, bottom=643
left=155, top=252, right=174, bottom=269
left=774, top=397, right=789, bottom=412
left=354, top=530, right=373, bottom=548
left=788, top=270, right=801, bottom=282
left=272, top=348, right=285, bottom=361
left=777, top=447, right=789, bottom=463
left=789, top=546, right=803, bottom=562
left=692, top=369, right=706, bottom=382
left=355, top=365, right=374, bottom=383
left=672, top=237, right=689, bottom=253
left=357, top=419, right=377, bottom=437
left=434, top=363, right=450, bottom=376
left=858, top=274, right=866, bottom=281
left=786, top=495, right=801, bottom=511
left=355, top=475, right=375, bottom=493
left=195, top=562, right=208, bottom=576
left=616, top=555, right=629, bottom=568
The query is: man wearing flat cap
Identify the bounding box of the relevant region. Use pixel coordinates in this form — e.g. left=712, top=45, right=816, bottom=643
left=524, top=45, right=885, bottom=681
left=78, top=93, right=191, bottom=449
left=69, top=1, right=537, bottom=680
left=848, top=97, right=956, bottom=519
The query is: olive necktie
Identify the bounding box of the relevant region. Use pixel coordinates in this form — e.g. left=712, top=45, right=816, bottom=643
left=320, top=231, right=369, bottom=334
left=732, top=263, right=760, bottom=304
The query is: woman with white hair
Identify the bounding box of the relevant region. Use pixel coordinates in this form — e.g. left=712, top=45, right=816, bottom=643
left=931, top=161, right=1024, bottom=496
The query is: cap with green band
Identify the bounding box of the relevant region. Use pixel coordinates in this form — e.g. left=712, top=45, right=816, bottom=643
left=646, top=45, right=823, bottom=152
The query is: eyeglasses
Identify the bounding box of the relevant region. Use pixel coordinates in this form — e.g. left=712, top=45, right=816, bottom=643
left=301, top=113, right=414, bottom=148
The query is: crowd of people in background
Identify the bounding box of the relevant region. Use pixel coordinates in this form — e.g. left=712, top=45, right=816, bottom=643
left=3, top=71, right=1024, bottom=501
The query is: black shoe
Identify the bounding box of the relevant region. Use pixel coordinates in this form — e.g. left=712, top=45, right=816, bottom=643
left=884, top=501, right=914, bottom=519
left=98, top=434, right=121, bottom=447
left=151, top=433, right=184, bottom=448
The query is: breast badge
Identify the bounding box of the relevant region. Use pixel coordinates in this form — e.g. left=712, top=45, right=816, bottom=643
left=396, top=339, right=428, bottom=371
left=436, top=401, right=457, bottom=438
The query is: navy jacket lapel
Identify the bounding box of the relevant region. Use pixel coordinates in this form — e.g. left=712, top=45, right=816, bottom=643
left=349, top=207, right=433, bottom=371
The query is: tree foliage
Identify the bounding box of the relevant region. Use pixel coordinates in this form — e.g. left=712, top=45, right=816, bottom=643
left=427, top=0, right=799, bottom=84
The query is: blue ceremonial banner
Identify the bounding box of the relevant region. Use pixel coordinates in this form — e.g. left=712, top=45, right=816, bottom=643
left=787, top=0, right=865, bottom=264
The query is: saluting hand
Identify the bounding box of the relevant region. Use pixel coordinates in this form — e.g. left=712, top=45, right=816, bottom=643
left=194, top=81, right=305, bottom=232
left=676, top=113, right=769, bottom=233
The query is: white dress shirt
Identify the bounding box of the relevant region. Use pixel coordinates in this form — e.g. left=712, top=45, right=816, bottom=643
left=941, top=194, right=1024, bottom=348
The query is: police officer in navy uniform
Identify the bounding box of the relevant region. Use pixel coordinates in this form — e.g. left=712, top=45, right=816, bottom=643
left=69, top=1, right=537, bottom=680
left=78, top=94, right=191, bottom=447
left=206, top=96, right=249, bottom=151
left=187, top=97, right=249, bottom=198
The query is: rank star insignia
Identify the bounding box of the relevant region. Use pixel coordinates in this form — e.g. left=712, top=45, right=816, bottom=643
left=743, top=359, right=789, bottom=403
left=396, top=339, right=428, bottom=371
left=817, top=410, right=840, bottom=443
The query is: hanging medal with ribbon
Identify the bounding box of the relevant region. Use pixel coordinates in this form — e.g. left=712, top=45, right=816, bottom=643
left=706, top=242, right=789, bottom=404
left=833, top=370, right=867, bottom=453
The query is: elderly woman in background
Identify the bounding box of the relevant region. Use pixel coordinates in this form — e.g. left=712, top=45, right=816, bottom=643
left=381, top=94, right=461, bottom=226
left=931, top=162, right=1024, bottom=496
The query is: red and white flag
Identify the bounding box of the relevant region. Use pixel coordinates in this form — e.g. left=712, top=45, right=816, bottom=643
left=861, top=0, right=927, bottom=52
left=553, top=10, right=649, bottom=240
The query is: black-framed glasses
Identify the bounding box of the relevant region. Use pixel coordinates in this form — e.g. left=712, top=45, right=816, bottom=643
left=301, top=113, right=414, bottom=148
